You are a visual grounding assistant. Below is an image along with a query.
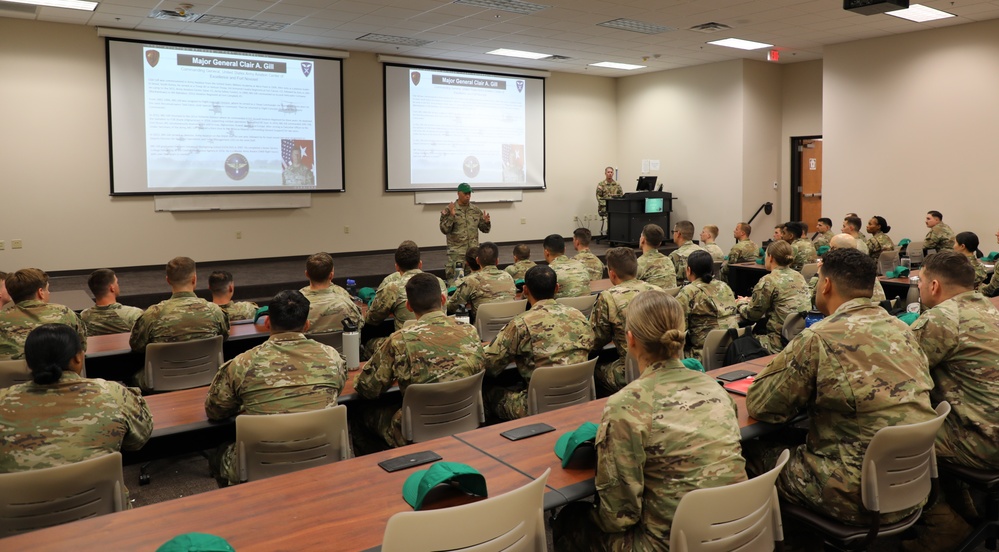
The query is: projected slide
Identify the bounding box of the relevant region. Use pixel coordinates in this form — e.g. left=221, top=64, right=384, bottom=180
left=385, top=64, right=545, bottom=192
left=107, top=39, right=343, bottom=195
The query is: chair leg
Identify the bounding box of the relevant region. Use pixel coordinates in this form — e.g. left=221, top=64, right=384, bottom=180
left=139, top=461, right=152, bottom=485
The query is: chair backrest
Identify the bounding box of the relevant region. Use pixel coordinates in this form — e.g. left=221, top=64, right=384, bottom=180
left=556, top=294, right=598, bottom=319
left=144, top=336, right=224, bottom=392
left=906, top=240, right=925, bottom=266
left=381, top=469, right=550, bottom=552
left=236, top=405, right=352, bottom=483
left=701, top=327, right=746, bottom=371
left=877, top=250, right=900, bottom=276
left=664, top=286, right=682, bottom=297
left=402, top=371, right=485, bottom=443
left=861, top=401, right=950, bottom=514
left=712, top=260, right=723, bottom=280
left=0, top=359, right=31, bottom=388
left=781, top=312, right=807, bottom=344
left=671, top=449, right=790, bottom=552
left=0, top=452, right=126, bottom=536
left=800, top=263, right=819, bottom=281
left=305, top=331, right=344, bottom=352
left=474, top=299, right=528, bottom=342
left=527, top=358, right=597, bottom=415
left=624, top=354, right=641, bottom=384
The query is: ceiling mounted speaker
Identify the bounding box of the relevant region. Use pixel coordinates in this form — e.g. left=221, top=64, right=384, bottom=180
left=844, top=0, right=909, bottom=15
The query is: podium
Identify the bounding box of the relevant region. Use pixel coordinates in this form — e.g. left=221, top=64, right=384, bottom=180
left=605, top=192, right=673, bottom=247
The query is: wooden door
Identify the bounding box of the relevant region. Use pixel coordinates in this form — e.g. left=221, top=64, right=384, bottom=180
left=800, top=139, right=822, bottom=232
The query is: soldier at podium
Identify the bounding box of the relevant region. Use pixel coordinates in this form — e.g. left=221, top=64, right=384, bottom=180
left=595, top=166, right=623, bottom=219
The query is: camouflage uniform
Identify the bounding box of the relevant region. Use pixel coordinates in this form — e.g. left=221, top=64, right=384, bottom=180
left=811, top=230, right=834, bottom=249
left=205, top=332, right=347, bottom=485
left=790, top=238, right=818, bottom=272
left=299, top=287, right=363, bottom=334
left=669, top=242, right=706, bottom=287
left=217, top=301, right=258, bottom=322
left=446, top=265, right=516, bottom=319
left=299, top=284, right=352, bottom=303
left=702, top=243, right=725, bottom=262
left=482, top=299, right=595, bottom=420
left=866, top=231, right=896, bottom=261
left=553, top=359, right=747, bottom=551
left=676, top=279, right=739, bottom=362
left=738, top=266, right=811, bottom=353
left=746, top=298, right=936, bottom=525
left=549, top=255, right=591, bottom=298
left=439, top=203, right=491, bottom=282
left=504, top=260, right=536, bottom=280
left=980, top=272, right=999, bottom=297
left=590, top=278, right=662, bottom=392
left=853, top=236, right=869, bottom=256
left=911, top=291, right=999, bottom=470
left=282, top=164, right=314, bottom=186
left=965, top=253, right=988, bottom=288
left=573, top=251, right=605, bottom=281
left=365, top=269, right=447, bottom=332
left=636, top=249, right=677, bottom=290
left=354, top=311, right=484, bottom=447
left=81, top=302, right=143, bottom=336
left=0, top=300, right=87, bottom=360
left=924, top=222, right=955, bottom=252
left=595, top=179, right=622, bottom=218
left=0, top=372, right=151, bottom=473
left=720, top=238, right=759, bottom=282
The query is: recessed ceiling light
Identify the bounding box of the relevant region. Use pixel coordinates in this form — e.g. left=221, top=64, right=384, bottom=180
left=707, top=38, right=774, bottom=51
left=195, top=15, right=289, bottom=31
left=886, top=4, right=955, bottom=22
left=487, top=48, right=552, bottom=60
left=357, top=34, right=434, bottom=47
left=589, top=61, right=646, bottom=70
left=453, top=0, right=549, bottom=15
left=4, top=0, right=96, bottom=10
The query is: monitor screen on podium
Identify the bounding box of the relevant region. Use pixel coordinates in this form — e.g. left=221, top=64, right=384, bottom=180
left=636, top=176, right=657, bottom=191
left=645, top=197, right=664, bottom=214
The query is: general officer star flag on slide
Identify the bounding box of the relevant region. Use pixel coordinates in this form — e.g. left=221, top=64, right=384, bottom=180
left=281, top=140, right=315, bottom=170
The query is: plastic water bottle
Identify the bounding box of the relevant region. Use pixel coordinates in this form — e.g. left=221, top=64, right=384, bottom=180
left=341, top=318, right=360, bottom=371
left=455, top=261, right=465, bottom=281
left=905, top=276, right=921, bottom=314
left=455, top=304, right=470, bottom=325
left=346, top=278, right=357, bottom=298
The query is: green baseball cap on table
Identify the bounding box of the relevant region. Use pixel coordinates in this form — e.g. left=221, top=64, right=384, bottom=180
left=457, top=183, right=473, bottom=193
left=554, top=422, right=599, bottom=468
left=402, top=462, right=487, bottom=510
left=157, top=533, right=235, bottom=552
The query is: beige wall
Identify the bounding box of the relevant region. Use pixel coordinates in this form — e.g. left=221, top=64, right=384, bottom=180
left=0, top=19, right=618, bottom=272
left=824, top=18, right=999, bottom=247
left=780, top=60, right=823, bottom=225
left=742, top=60, right=784, bottom=244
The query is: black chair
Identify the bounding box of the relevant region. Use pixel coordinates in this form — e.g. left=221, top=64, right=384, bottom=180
left=939, top=462, right=999, bottom=551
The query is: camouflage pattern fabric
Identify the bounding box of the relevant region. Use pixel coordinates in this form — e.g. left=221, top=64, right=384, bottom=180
left=924, top=222, right=955, bottom=252
left=812, top=230, right=834, bottom=250
left=354, top=310, right=484, bottom=447
left=81, top=302, right=143, bottom=336
left=853, top=237, right=869, bottom=256
left=365, top=269, right=447, bottom=331
left=866, top=231, right=896, bottom=261
left=790, top=238, right=818, bottom=272
left=573, top=251, right=605, bottom=281
left=0, top=372, right=151, bottom=473
left=299, top=287, right=363, bottom=334
left=552, top=359, right=747, bottom=551
left=504, top=260, right=537, bottom=281
left=482, top=299, right=595, bottom=420
left=439, top=202, right=491, bottom=282
left=911, top=291, right=999, bottom=470
left=590, top=278, right=662, bottom=392
left=595, top=179, right=622, bottom=218
left=446, top=265, right=516, bottom=319
left=299, top=284, right=353, bottom=303
left=720, top=239, right=759, bottom=282
left=282, top=164, right=314, bottom=186
left=128, top=291, right=229, bottom=353
left=205, top=332, right=347, bottom=485
left=218, top=301, right=258, bottom=322
left=746, top=298, right=936, bottom=525
left=0, top=300, right=87, bottom=360
left=636, top=249, right=677, bottom=290
left=738, top=266, right=811, bottom=353
left=966, top=254, right=988, bottom=288
left=549, top=255, right=592, bottom=298
left=669, top=242, right=706, bottom=287
left=702, top=243, right=726, bottom=262
left=980, top=272, right=999, bottom=297
left=676, top=279, right=739, bottom=362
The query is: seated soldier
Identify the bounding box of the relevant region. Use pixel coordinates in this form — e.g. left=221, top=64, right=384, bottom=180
left=736, top=241, right=810, bottom=354
left=483, top=266, right=594, bottom=420
left=923, top=210, right=955, bottom=252
left=365, top=241, right=447, bottom=333
left=811, top=217, right=834, bottom=249
left=451, top=246, right=480, bottom=288
left=636, top=223, right=677, bottom=289
left=807, top=234, right=887, bottom=305
left=504, top=243, right=536, bottom=280
left=129, top=257, right=229, bottom=390
left=669, top=220, right=705, bottom=287
left=676, top=250, right=739, bottom=362
left=954, top=231, right=988, bottom=288
left=354, top=273, right=484, bottom=448
left=447, top=242, right=515, bottom=320
left=782, top=221, right=817, bottom=271
left=205, top=290, right=347, bottom=487
left=841, top=215, right=869, bottom=256
left=81, top=268, right=143, bottom=336
left=0, top=268, right=87, bottom=360
left=720, top=222, right=759, bottom=282
left=746, top=248, right=935, bottom=528
left=208, top=270, right=258, bottom=322
left=591, top=247, right=662, bottom=393
left=572, top=228, right=605, bottom=281
left=543, top=234, right=591, bottom=298
left=699, top=224, right=726, bottom=261
left=299, top=252, right=362, bottom=334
